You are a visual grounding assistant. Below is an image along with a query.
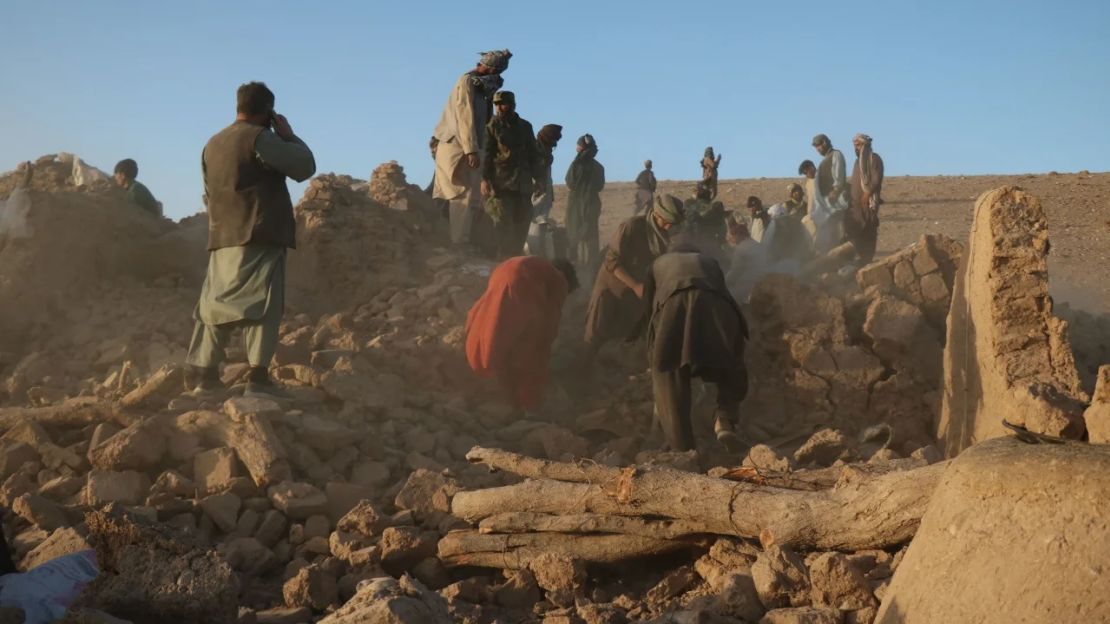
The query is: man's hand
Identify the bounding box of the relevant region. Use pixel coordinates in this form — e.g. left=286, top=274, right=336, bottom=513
left=272, top=113, right=294, bottom=140
left=480, top=179, right=491, bottom=199
left=534, top=180, right=547, bottom=197
left=465, top=153, right=480, bottom=169
left=632, top=282, right=645, bottom=299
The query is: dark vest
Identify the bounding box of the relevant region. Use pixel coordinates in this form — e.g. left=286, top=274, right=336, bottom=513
left=203, top=121, right=295, bottom=250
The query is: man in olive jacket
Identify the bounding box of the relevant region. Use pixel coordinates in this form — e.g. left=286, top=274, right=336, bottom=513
left=185, top=82, right=316, bottom=397
left=482, top=90, right=545, bottom=258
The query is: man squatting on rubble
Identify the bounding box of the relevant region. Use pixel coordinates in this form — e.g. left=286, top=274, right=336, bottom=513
left=464, top=256, right=579, bottom=413
left=113, top=158, right=163, bottom=216
left=645, top=245, right=748, bottom=453
left=481, top=90, right=545, bottom=259
left=184, top=82, right=316, bottom=397
left=431, top=50, right=512, bottom=256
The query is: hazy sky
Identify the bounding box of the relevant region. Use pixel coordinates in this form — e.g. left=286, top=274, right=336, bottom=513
left=2, top=0, right=1107, bottom=219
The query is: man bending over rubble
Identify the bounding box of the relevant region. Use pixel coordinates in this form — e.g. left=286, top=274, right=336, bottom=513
left=113, top=158, right=162, bottom=216
left=185, top=81, right=316, bottom=397
left=465, top=256, right=579, bottom=413
left=645, top=246, right=749, bottom=454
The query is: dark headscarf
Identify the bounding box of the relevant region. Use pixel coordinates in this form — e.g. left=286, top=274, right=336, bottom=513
left=647, top=194, right=684, bottom=256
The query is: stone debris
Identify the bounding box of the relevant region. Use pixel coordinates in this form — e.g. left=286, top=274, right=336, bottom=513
left=0, top=169, right=1105, bottom=624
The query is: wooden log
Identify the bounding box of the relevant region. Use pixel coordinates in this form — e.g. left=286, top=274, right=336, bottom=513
left=0, top=399, right=129, bottom=431
left=437, top=529, right=699, bottom=569
left=456, top=446, right=949, bottom=551
left=717, top=457, right=929, bottom=491
left=479, top=512, right=712, bottom=540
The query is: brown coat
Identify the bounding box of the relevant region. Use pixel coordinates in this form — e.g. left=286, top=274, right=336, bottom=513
left=644, top=252, right=747, bottom=373
left=584, top=214, right=660, bottom=345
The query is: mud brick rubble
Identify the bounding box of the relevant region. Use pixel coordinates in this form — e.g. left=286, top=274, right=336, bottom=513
left=0, top=155, right=1108, bottom=623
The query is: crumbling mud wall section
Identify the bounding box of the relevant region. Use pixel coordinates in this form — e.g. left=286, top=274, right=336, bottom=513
left=936, top=187, right=1088, bottom=456
left=287, top=174, right=430, bottom=318
left=743, top=235, right=962, bottom=450
left=876, top=438, right=1110, bottom=623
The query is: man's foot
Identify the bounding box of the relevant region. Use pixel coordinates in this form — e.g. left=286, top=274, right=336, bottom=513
left=243, top=366, right=290, bottom=400
left=184, top=365, right=222, bottom=396
left=714, top=412, right=746, bottom=454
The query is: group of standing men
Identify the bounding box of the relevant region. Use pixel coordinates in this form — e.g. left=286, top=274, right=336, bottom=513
left=430, top=50, right=606, bottom=266
left=799, top=133, right=885, bottom=263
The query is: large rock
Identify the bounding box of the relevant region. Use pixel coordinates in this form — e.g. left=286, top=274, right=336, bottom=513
left=936, top=187, right=1088, bottom=456
left=1084, top=365, right=1110, bottom=443
left=876, top=438, right=1110, bottom=623
left=752, top=545, right=811, bottom=609
left=283, top=564, right=338, bottom=611
left=268, top=482, right=328, bottom=520
left=318, top=575, right=450, bottom=623
left=88, top=418, right=169, bottom=471
left=76, top=507, right=239, bottom=623
left=393, top=469, right=459, bottom=517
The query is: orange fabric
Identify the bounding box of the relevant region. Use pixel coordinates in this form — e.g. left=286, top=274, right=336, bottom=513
left=465, top=256, right=569, bottom=409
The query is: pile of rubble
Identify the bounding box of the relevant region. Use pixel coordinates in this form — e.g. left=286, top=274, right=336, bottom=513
left=1, top=161, right=1107, bottom=623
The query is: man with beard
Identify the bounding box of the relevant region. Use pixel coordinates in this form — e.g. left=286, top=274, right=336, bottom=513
left=186, top=82, right=315, bottom=397
left=583, top=194, right=684, bottom=355
left=565, top=133, right=606, bottom=267
left=481, top=91, right=544, bottom=258
left=846, top=133, right=885, bottom=263
left=531, top=124, right=563, bottom=219
left=634, top=159, right=657, bottom=215
left=431, top=49, right=512, bottom=254
left=645, top=246, right=748, bottom=454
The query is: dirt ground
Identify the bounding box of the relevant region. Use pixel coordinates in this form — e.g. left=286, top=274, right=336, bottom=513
left=550, top=172, right=1110, bottom=314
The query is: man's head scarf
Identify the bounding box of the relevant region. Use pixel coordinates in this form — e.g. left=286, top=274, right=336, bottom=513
left=644, top=159, right=652, bottom=169
left=538, top=124, right=563, bottom=145
left=575, top=133, right=598, bottom=160
left=812, top=133, right=830, bottom=148
left=854, top=133, right=877, bottom=194
left=647, top=194, right=685, bottom=256
left=787, top=183, right=803, bottom=196
left=478, top=49, right=513, bottom=72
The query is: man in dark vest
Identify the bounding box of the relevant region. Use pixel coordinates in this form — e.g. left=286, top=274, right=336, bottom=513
left=644, top=246, right=749, bottom=454
left=185, top=82, right=316, bottom=397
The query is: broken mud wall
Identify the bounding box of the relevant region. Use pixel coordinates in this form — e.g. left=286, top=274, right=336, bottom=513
left=876, top=437, right=1110, bottom=623
left=936, top=187, right=1088, bottom=456
left=743, top=234, right=962, bottom=450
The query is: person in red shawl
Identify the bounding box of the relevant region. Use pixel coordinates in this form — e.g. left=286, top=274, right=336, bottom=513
left=465, top=256, right=579, bottom=410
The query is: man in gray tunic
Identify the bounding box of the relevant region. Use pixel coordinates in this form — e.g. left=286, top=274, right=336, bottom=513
left=185, top=82, right=316, bottom=397
left=644, top=247, right=749, bottom=454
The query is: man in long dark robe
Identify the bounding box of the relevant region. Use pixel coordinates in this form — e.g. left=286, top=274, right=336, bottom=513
left=633, top=159, right=657, bottom=216
left=846, top=133, right=885, bottom=264
left=645, top=248, right=748, bottom=453
left=583, top=195, right=684, bottom=351
left=565, top=134, right=605, bottom=267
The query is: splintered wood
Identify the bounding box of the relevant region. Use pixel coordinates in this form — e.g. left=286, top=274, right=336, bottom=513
left=438, top=446, right=948, bottom=568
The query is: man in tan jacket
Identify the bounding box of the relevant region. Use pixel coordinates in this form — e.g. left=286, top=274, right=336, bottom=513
left=431, top=49, right=512, bottom=253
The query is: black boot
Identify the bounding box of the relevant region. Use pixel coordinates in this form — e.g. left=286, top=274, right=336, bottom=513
left=244, top=366, right=289, bottom=399
left=184, top=365, right=222, bottom=395
left=713, top=409, right=747, bottom=454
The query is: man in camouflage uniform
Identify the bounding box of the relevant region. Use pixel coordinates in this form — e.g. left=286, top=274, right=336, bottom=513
left=481, top=90, right=544, bottom=258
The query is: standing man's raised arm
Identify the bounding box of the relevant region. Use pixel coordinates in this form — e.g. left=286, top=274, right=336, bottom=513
left=255, top=119, right=316, bottom=182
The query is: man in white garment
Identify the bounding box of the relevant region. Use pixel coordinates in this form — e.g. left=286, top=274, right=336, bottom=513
left=431, top=49, right=512, bottom=252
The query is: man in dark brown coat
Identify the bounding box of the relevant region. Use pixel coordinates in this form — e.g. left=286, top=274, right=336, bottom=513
left=846, top=133, right=885, bottom=263
left=644, top=247, right=748, bottom=453
left=584, top=195, right=684, bottom=353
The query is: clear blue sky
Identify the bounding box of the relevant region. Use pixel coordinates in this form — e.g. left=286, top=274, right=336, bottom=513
left=2, top=0, right=1107, bottom=220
